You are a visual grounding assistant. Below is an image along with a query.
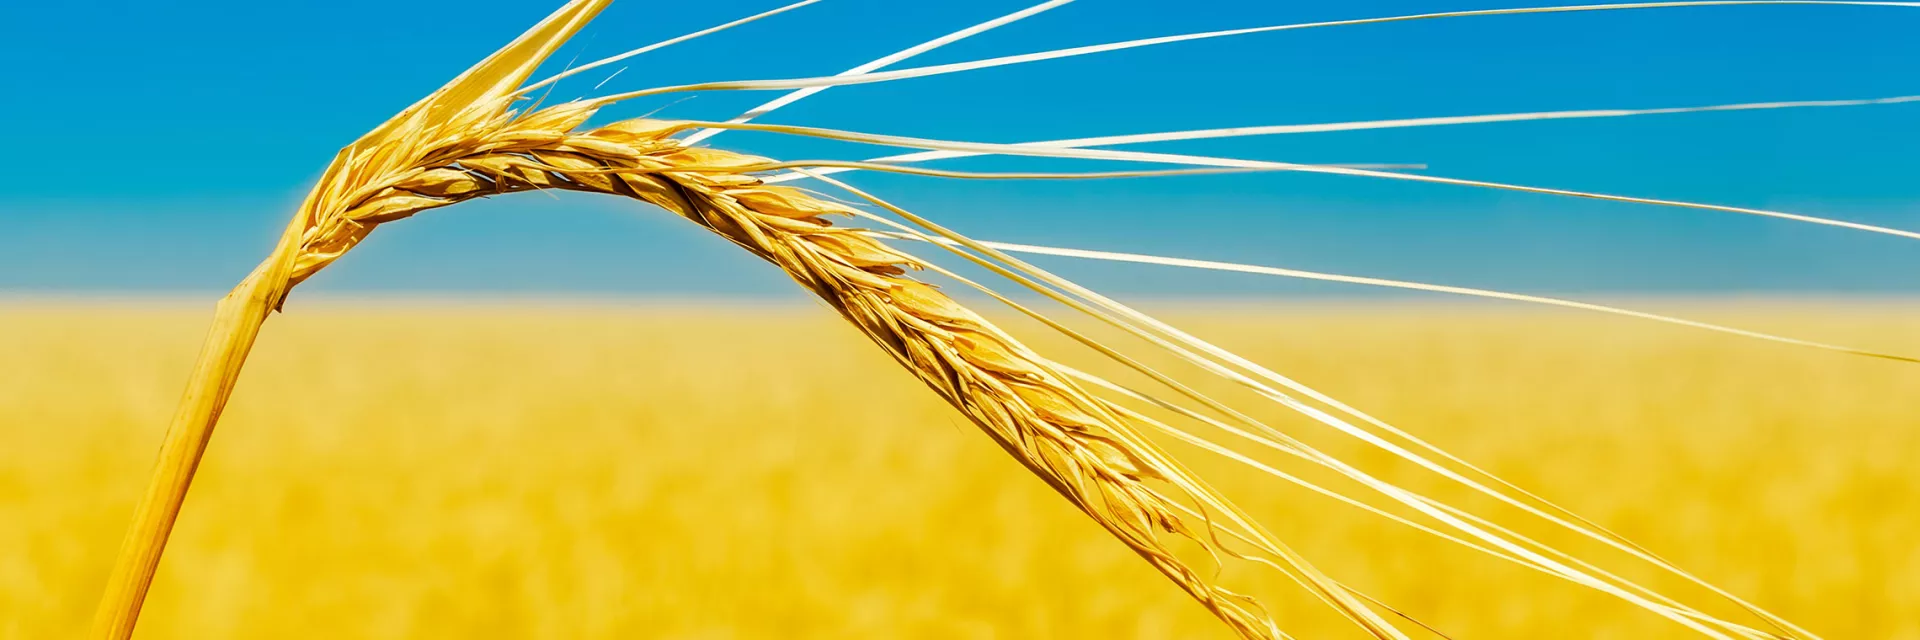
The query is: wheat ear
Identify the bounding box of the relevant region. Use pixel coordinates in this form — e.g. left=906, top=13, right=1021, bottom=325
left=87, top=4, right=1384, bottom=635
left=364, top=105, right=1388, bottom=636
left=90, top=104, right=1356, bottom=640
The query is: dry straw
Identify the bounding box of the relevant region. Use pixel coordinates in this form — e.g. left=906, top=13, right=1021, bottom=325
left=93, top=1, right=1920, bottom=639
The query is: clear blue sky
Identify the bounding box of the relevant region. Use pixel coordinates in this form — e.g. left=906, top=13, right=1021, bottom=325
left=2, top=0, right=1916, bottom=296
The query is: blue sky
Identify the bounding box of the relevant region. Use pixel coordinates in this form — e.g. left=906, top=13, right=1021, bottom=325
left=1, top=0, right=1916, bottom=297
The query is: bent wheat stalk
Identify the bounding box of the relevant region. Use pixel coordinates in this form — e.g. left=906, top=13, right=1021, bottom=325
left=92, top=4, right=1384, bottom=639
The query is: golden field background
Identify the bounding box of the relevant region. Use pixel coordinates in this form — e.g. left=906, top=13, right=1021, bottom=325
left=3, top=300, right=1917, bottom=639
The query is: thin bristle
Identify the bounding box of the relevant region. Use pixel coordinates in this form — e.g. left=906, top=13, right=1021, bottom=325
left=863, top=230, right=1919, bottom=363
left=660, top=118, right=1920, bottom=243
left=761, top=94, right=1920, bottom=184
left=680, top=0, right=1075, bottom=146
left=808, top=172, right=1779, bottom=639
left=593, top=1, right=1920, bottom=105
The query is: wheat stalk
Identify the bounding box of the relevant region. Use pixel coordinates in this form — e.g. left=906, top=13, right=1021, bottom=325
left=93, top=102, right=1358, bottom=640
left=88, top=8, right=1390, bottom=636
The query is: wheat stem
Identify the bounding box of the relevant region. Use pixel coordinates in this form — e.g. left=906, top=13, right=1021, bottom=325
left=89, top=250, right=295, bottom=639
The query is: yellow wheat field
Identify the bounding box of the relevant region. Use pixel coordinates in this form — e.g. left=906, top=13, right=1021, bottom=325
left=5, top=300, right=1918, bottom=639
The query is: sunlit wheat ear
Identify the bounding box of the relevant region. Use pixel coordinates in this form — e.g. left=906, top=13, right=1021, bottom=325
left=89, top=7, right=1388, bottom=640
left=113, top=108, right=1385, bottom=638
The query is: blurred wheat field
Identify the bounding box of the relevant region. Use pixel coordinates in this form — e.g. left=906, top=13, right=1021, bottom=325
left=4, top=301, right=1918, bottom=639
